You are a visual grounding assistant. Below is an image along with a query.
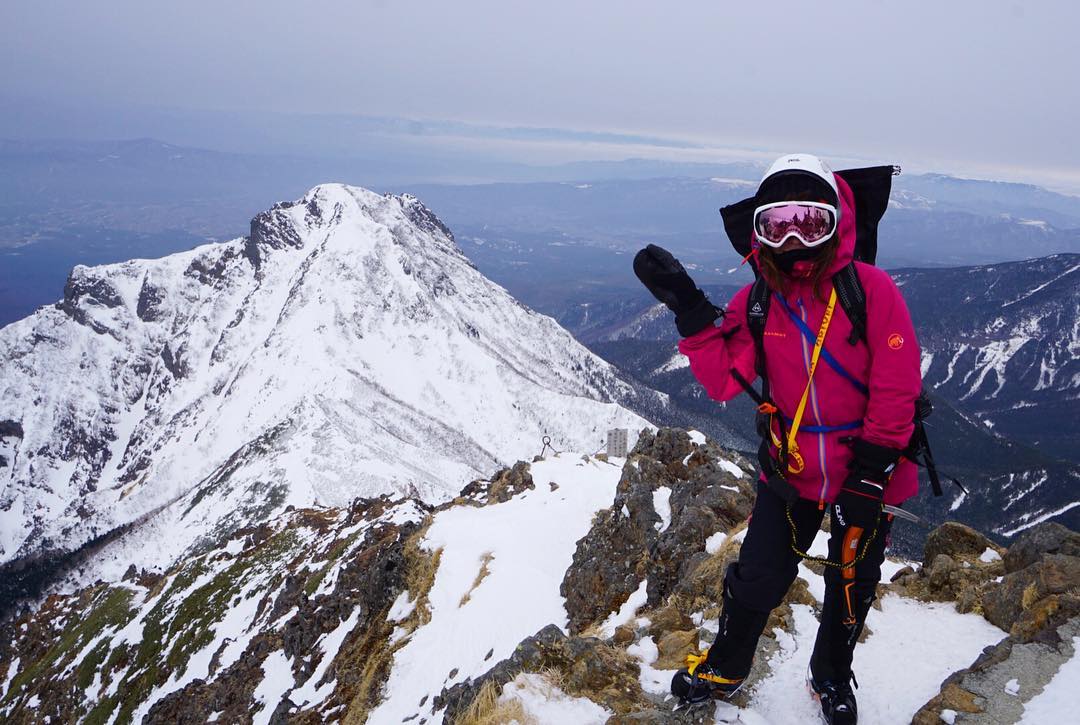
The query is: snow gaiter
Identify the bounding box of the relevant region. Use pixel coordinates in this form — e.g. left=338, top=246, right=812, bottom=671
left=706, top=482, right=825, bottom=679
left=704, top=573, right=771, bottom=679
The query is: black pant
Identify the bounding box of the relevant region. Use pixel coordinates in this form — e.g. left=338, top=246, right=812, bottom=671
left=706, top=481, right=892, bottom=682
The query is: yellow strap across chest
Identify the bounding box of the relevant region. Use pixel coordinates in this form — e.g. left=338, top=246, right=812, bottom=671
left=785, top=287, right=838, bottom=452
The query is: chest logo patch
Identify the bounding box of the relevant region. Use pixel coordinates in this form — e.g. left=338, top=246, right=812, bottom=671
left=887, top=333, right=905, bottom=350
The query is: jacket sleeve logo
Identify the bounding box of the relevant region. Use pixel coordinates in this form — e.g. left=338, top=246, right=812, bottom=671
left=887, top=333, right=904, bottom=350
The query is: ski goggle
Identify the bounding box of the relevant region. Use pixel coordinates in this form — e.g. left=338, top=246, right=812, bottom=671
left=752, top=201, right=838, bottom=248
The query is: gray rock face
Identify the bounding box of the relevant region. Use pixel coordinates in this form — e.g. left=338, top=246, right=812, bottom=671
left=1003, top=522, right=1080, bottom=573
left=560, top=428, right=754, bottom=634
left=913, top=617, right=1080, bottom=725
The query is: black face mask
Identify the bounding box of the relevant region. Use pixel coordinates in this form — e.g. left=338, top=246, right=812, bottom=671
left=775, top=246, right=823, bottom=274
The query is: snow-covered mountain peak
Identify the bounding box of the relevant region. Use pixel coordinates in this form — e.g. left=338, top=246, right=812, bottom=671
left=244, top=184, right=456, bottom=270
left=0, top=184, right=655, bottom=572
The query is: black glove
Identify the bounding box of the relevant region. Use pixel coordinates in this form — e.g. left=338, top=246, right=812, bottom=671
left=832, top=439, right=902, bottom=530
left=632, top=244, right=719, bottom=337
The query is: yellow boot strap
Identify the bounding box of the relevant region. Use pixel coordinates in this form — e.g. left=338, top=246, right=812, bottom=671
left=685, top=651, right=743, bottom=685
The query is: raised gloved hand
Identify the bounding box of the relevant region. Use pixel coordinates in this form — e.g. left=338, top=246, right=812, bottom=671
left=633, top=244, right=719, bottom=337
left=832, top=438, right=902, bottom=530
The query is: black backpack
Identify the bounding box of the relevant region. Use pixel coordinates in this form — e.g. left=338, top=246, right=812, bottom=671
left=719, top=165, right=955, bottom=498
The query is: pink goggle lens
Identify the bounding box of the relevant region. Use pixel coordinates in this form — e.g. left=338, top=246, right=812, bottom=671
left=753, top=203, right=837, bottom=246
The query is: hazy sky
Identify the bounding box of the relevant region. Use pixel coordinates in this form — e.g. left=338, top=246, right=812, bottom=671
left=3, top=1, right=1077, bottom=187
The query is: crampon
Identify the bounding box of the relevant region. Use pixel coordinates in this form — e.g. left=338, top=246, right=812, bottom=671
left=671, top=650, right=745, bottom=710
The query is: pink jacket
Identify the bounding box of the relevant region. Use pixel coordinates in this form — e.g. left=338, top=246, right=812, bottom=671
left=679, top=176, right=922, bottom=506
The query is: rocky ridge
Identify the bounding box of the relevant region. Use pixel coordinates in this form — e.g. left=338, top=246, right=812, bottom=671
left=1, top=429, right=1077, bottom=724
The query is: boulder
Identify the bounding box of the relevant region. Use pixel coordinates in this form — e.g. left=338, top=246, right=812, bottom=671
left=982, top=554, right=1080, bottom=635
left=459, top=461, right=534, bottom=505
left=437, top=625, right=649, bottom=721
left=654, top=629, right=699, bottom=670
left=927, top=554, right=960, bottom=594
left=630, top=427, right=695, bottom=466
left=1003, top=522, right=1080, bottom=574
left=923, top=522, right=998, bottom=567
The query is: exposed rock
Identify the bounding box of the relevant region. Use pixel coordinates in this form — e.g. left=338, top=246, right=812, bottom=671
left=437, top=625, right=649, bottom=722
left=669, top=522, right=747, bottom=617
left=245, top=205, right=305, bottom=270
left=560, top=456, right=669, bottom=634
left=928, top=554, right=960, bottom=591
left=923, top=522, right=999, bottom=567
left=655, top=629, right=700, bottom=670
left=458, top=461, right=534, bottom=506
left=889, top=523, right=1006, bottom=612
left=982, top=554, right=1080, bottom=635
left=645, top=444, right=755, bottom=607
left=485, top=461, right=535, bottom=504
left=630, top=427, right=695, bottom=465
left=1003, top=522, right=1080, bottom=573
left=0, top=420, right=24, bottom=438
left=61, top=271, right=124, bottom=311
left=145, top=631, right=284, bottom=724
left=136, top=276, right=168, bottom=322
left=0, top=500, right=423, bottom=725
left=912, top=617, right=1080, bottom=724
left=561, top=428, right=753, bottom=634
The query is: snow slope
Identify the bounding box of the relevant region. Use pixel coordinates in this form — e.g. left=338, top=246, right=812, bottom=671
left=368, top=453, right=626, bottom=724
left=0, top=184, right=655, bottom=568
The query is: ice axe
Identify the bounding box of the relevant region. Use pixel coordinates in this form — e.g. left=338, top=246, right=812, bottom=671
left=882, top=503, right=929, bottom=527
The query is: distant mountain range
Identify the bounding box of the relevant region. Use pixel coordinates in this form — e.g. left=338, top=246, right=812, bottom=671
left=553, top=255, right=1080, bottom=546
left=3, top=137, right=1079, bottom=329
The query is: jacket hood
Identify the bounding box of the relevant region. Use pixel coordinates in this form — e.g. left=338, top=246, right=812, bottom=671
left=754, top=173, right=856, bottom=282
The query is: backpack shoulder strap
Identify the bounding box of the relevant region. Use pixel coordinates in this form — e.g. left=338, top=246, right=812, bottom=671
left=746, top=276, right=771, bottom=374
left=832, top=261, right=868, bottom=346
left=740, top=276, right=794, bottom=478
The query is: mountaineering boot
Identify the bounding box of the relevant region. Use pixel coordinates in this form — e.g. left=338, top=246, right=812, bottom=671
left=808, top=667, right=858, bottom=725
left=670, top=650, right=745, bottom=707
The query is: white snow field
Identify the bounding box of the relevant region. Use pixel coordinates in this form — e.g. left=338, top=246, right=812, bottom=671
left=1019, top=636, right=1080, bottom=723
left=368, top=453, right=627, bottom=724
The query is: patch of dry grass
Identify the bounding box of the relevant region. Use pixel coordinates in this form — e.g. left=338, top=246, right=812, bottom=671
left=341, top=517, right=443, bottom=725
left=453, top=679, right=533, bottom=725
left=459, top=552, right=494, bottom=607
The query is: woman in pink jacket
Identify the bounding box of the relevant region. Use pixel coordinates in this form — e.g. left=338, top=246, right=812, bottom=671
left=634, top=154, right=922, bottom=725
